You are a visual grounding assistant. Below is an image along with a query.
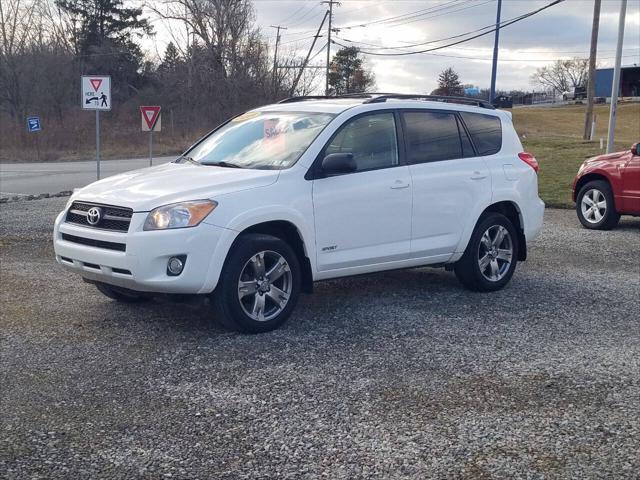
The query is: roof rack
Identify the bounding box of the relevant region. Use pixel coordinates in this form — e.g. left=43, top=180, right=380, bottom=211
left=278, top=94, right=373, bottom=104
left=363, top=94, right=495, bottom=109
left=278, top=93, right=495, bottom=110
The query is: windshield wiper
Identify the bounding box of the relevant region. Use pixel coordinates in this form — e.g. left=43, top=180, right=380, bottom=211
left=209, top=161, right=243, bottom=169
left=175, top=155, right=200, bottom=165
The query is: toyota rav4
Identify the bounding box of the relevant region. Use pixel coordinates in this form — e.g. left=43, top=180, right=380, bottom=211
left=53, top=94, right=545, bottom=333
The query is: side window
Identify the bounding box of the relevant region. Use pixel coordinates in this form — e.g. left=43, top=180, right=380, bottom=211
left=402, top=111, right=463, bottom=163
left=325, top=112, right=398, bottom=171
left=459, top=112, right=502, bottom=156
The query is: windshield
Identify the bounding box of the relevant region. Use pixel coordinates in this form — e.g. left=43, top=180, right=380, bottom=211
left=183, top=110, right=336, bottom=169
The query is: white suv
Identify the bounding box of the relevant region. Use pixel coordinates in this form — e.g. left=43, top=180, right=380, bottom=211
left=53, top=94, right=544, bottom=333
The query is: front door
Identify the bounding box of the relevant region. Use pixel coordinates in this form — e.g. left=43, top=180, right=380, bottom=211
left=312, top=112, right=412, bottom=271
left=621, top=152, right=640, bottom=213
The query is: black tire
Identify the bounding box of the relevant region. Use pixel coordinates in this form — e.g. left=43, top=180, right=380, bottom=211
left=576, top=180, right=620, bottom=230
left=454, top=212, right=519, bottom=292
left=95, top=282, right=150, bottom=303
left=211, top=234, right=301, bottom=333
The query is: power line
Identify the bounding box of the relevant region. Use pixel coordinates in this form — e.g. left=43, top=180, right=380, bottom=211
left=273, top=1, right=315, bottom=26
left=337, top=0, right=494, bottom=30
left=287, top=3, right=325, bottom=28
left=336, top=0, right=466, bottom=29
left=334, top=13, right=518, bottom=52
left=332, top=0, right=566, bottom=57
left=335, top=35, right=640, bottom=55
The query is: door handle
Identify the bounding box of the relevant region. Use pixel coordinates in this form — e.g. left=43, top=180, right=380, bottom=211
left=471, top=171, right=487, bottom=180
left=390, top=180, right=410, bottom=189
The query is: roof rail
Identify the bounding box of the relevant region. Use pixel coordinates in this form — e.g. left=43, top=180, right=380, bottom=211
left=278, top=93, right=374, bottom=104
left=277, top=93, right=496, bottom=110
left=363, top=94, right=495, bottom=109
left=278, top=96, right=332, bottom=104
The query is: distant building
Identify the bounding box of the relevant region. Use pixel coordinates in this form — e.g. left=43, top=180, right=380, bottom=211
left=595, top=65, right=640, bottom=98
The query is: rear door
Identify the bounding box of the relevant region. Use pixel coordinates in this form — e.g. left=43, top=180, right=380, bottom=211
left=312, top=111, right=413, bottom=271
left=401, top=109, right=493, bottom=258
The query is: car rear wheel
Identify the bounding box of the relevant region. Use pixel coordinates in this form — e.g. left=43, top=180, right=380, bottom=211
left=454, top=212, right=519, bottom=292
left=211, top=234, right=301, bottom=333
left=576, top=180, right=620, bottom=230
left=95, top=282, right=150, bottom=303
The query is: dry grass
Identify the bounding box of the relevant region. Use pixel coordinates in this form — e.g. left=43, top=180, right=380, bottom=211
left=0, top=106, right=208, bottom=163
left=513, top=102, right=640, bottom=207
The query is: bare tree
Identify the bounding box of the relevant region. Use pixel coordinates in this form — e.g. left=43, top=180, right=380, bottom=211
left=531, top=58, right=589, bottom=94
left=0, top=0, right=40, bottom=118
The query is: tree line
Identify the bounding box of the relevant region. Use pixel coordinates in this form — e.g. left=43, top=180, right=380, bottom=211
left=0, top=0, right=327, bottom=160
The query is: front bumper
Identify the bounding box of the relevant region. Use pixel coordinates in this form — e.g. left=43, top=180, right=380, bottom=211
left=53, top=210, right=231, bottom=294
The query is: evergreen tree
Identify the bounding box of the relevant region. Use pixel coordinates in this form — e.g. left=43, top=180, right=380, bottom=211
left=431, top=67, right=464, bottom=96
left=160, top=42, right=182, bottom=72
left=328, top=47, right=375, bottom=95
left=56, top=0, right=152, bottom=95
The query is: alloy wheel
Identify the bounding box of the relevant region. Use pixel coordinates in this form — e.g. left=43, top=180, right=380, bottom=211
left=477, top=225, right=513, bottom=282
left=580, top=188, right=607, bottom=224
left=237, top=250, right=292, bottom=322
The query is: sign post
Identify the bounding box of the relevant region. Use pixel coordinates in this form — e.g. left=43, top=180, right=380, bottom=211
left=81, top=76, right=111, bottom=180
left=140, top=106, right=161, bottom=166
left=27, top=116, right=42, bottom=161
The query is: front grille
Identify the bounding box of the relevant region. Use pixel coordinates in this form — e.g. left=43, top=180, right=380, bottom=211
left=65, top=202, right=133, bottom=232
left=61, top=233, right=126, bottom=252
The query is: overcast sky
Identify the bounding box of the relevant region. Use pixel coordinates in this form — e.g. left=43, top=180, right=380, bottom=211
left=150, top=0, right=640, bottom=93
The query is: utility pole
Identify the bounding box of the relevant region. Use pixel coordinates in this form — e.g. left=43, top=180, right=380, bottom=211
left=489, top=0, right=502, bottom=103
left=271, top=25, right=287, bottom=94
left=322, top=0, right=339, bottom=96
left=291, top=11, right=329, bottom=96
left=583, top=0, right=601, bottom=140
left=606, top=0, right=626, bottom=153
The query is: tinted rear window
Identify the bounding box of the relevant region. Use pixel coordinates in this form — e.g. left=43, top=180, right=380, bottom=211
left=459, top=112, right=502, bottom=156
left=403, top=111, right=464, bottom=163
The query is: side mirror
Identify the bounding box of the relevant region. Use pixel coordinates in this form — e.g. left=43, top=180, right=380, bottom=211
left=321, top=153, right=357, bottom=176
left=631, top=142, right=639, bottom=156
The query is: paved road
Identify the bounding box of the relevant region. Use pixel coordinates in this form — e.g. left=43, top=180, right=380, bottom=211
left=1, top=198, right=639, bottom=479
left=0, top=157, right=175, bottom=196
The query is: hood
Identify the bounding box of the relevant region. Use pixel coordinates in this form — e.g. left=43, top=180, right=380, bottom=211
left=584, top=150, right=630, bottom=166
left=72, top=162, right=279, bottom=211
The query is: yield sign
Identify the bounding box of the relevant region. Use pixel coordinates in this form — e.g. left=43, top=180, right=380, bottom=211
left=140, top=106, right=161, bottom=131
left=89, top=78, right=103, bottom=91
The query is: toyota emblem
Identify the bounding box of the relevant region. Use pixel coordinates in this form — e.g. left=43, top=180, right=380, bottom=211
left=86, top=207, right=102, bottom=226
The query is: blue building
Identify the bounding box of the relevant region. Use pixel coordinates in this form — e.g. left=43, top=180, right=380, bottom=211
left=594, top=65, right=640, bottom=98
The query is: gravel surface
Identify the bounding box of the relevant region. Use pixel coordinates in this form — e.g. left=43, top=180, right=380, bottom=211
left=1, top=198, right=639, bottom=479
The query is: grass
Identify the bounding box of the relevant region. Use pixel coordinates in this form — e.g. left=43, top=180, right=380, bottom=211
left=513, top=102, right=640, bottom=208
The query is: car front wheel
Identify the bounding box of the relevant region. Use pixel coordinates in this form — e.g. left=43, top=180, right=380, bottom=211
left=454, top=212, right=519, bottom=292
left=576, top=180, right=620, bottom=230
left=212, top=234, right=301, bottom=333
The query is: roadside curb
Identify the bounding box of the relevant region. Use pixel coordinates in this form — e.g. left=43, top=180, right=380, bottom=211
left=0, top=191, right=72, bottom=204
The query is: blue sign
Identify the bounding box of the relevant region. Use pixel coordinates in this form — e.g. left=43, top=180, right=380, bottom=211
left=464, top=87, right=480, bottom=96
left=27, top=116, right=41, bottom=132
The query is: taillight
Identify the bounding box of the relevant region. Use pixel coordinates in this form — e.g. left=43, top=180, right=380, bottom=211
left=518, top=152, right=539, bottom=173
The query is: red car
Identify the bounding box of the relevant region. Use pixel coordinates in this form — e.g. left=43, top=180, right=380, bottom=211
left=573, top=142, right=640, bottom=229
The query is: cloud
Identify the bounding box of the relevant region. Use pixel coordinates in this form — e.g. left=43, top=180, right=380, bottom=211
left=253, top=0, right=640, bottom=92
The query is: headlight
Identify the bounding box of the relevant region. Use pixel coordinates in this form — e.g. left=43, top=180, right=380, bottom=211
left=144, top=200, right=217, bottom=231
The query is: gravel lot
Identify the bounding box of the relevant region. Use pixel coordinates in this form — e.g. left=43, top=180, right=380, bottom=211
left=1, top=197, right=639, bottom=479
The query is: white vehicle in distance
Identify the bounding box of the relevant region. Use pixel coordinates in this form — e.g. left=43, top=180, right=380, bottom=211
left=53, top=94, right=544, bottom=333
